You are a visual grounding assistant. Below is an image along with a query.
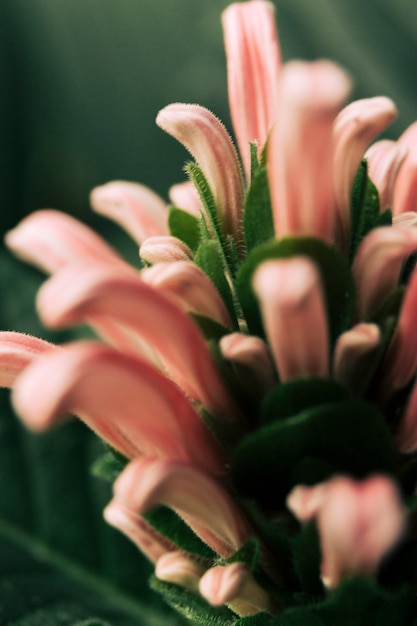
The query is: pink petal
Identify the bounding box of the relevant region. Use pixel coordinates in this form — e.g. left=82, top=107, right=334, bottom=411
left=333, top=97, right=397, bottom=249
left=156, top=103, right=245, bottom=243
left=12, top=342, right=227, bottom=475
left=253, top=257, right=329, bottom=381
left=109, top=456, right=252, bottom=558
left=352, top=225, right=417, bottom=319
left=268, top=60, right=350, bottom=243
left=365, top=140, right=407, bottom=211
left=90, top=180, right=169, bottom=244
left=104, top=500, right=175, bottom=563
left=37, top=264, right=241, bottom=421
left=169, top=181, right=202, bottom=217
left=141, top=261, right=232, bottom=328
left=288, top=476, right=405, bottom=588
left=395, top=378, right=417, bottom=452
left=380, top=264, right=417, bottom=391
left=393, top=121, right=417, bottom=215
left=139, top=236, right=193, bottom=264
left=199, top=563, right=275, bottom=616
left=155, top=551, right=205, bottom=591
left=219, top=332, right=275, bottom=393
left=199, top=563, right=248, bottom=606
left=333, top=323, right=380, bottom=391
left=0, top=331, right=57, bottom=387
left=222, top=0, right=281, bottom=177
left=5, top=210, right=123, bottom=274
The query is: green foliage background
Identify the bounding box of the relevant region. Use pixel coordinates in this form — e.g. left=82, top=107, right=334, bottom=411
left=0, top=0, right=417, bottom=623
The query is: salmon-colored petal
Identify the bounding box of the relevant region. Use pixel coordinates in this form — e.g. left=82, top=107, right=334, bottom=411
left=288, top=476, right=405, bottom=588
left=156, top=103, right=245, bottom=243
left=365, top=139, right=407, bottom=211
left=222, top=0, right=281, bottom=177
left=142, top=261, right=232, bottom=328
left=155, top=551, right=205, bottom=591
left=333, top=97, right=397, bottom=248
left=333, top=323, right=380, bottom=392
left=104, top=500, right=175, bottom=563
left=139, top=236, right=193, bottom=265
left=5, top=210, right=123, bottom=274
left=37, top=264, right=241, bottom=422
left=219, top=332, right=275, bottom=393
left=109, top=456, right=251, bottom=558
left=268, top=60, right=350, bottom=243
left=12, top=342, right=226, bottom=474
left=90, top=180, right=169, bottom=244
left=0, top=331, right=57, bottom=387
left=393, top=121, right=417, bottom=215
left=169, top=181, right=202, bottom=217
left=253, top=257, right=329, bottom=381
left=352, top=226, right=417, bottom=319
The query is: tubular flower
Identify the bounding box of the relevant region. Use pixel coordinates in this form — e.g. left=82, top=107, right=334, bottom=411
left=4, top=1, right=417, bottom=623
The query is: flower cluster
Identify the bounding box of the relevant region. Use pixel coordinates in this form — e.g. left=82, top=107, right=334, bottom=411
left=3, top=1, right=417, bottom=623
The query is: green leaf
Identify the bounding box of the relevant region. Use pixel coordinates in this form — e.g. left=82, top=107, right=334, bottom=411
left=232, top=400, right=395, bottom=508
left=236, top=237, right=354, bottom=345
left=168, top=207, right=201, bottom=252
left=261, top=379, right=349, bottom=425
left=350, top=160, right=386, bottom=261
left=244, top=165, right=274, bottom=252
left=185, top=162, right=223, bottom=246
left=144, top=506, right=216, bottom=561
left=235, top=614, right=278, bottom=626
left=150, top=577, right=236, bottom=626
left=291, top=523, right=323, bottom=598
left=91, top=449, right=128, bottom=482
left=0, top=516, right=177, bottom=626
left=195, top=240, right=238, bottom=327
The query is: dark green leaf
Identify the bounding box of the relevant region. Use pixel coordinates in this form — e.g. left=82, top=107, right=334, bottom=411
left=262, top=379, right=349, bottom=425
left=195, top=240, right=238, bottom=327
left=236, top=238, right=354, bottom=345
left=350, top=160, right=384, bottom=261
left=150, top=577, right=236, bottom=626
left=232, top=400, right=395, bottom=508
left=291, top=523, right=323, bottom=598
left=168, top=207, right=200, bottom=252
left=244, top=166, right=274, bottom=252
left=235, top=614, right=278, bottom=626
left=91, top=450, right=128, bottom=483
left=144, top=506, right=216, bottom=561
left=185, top=162, right=222, bottom=245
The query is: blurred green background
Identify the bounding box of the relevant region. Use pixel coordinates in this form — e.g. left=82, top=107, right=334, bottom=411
left=1, top=0, right=417, bottom=623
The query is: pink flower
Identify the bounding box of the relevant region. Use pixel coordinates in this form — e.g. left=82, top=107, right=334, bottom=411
left=222, top=0, right=281, bottom=177
left=287, top=476, right=406, bottom=588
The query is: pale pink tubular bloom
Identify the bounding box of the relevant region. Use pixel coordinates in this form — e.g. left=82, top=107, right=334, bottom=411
left=253, top=257, right=329, bottom=381
left=333, top=323, right=380, bottom=392
left=365, top=140, right=407, bottom=211
left=139, top=236, right=193, bottom=265
left=219, top=332, right=275, bottom=393
left=222, top=0, right=281, bottom=177
left=90, top=180, right=169, bottom=245
left=36, top=264, right=241, bottom=421
left=380, top=265, right=417, bottom=392
left=395, top=378, right=417, bottom=452
left=333, top=97, right=397, bottom=248
left=5, top=210, right=123, bottom=275
left=199, top=563, right=275, bottom=616
left=393, top=121, right=417, bottom=215
left=104, top=502, right=176, bottom=563
left=268, top=61, right=351, bottom=243
left=0, top=331, right=57, bottom=387
left=393, top=212, right=417, bottom=228
left=156, top=103, right=245, bottom=243
left=141, top=261, right=232, bottom=329
left=352, top=225, right=417, bottom=319
left=107, top=456, right=251, bottom=558
left=13, top=342, right=227, bottom=475
left=169, top=181, right=201, bottom=217
left=155, top=551, right=205, bottom=591
left=287, top=476, right=406, bottom=588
